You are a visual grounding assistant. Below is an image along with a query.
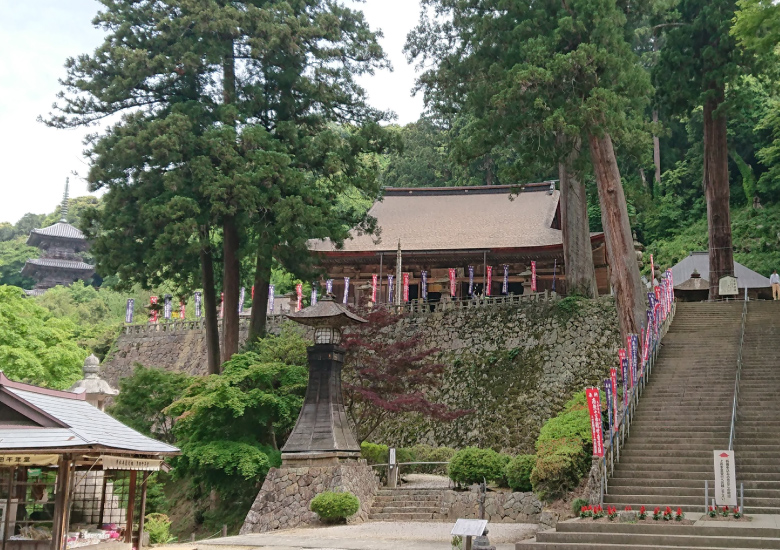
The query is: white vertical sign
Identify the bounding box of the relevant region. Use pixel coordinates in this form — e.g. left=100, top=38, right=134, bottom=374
left=714, top=450, right=737, bottom=506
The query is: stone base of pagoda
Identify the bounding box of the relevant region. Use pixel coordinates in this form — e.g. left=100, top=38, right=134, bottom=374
left=281, top=451, right=361, bottom=468
left=240, top=458, right=378, bottom=533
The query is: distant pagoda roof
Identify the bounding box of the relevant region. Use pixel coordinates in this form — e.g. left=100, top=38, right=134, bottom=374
left=27, top=222, right=87, bottom=246
left=22, top=258, right=94, bottom=272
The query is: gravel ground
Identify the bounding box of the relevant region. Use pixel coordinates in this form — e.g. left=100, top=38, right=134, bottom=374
left=397, top=473, right=453, bottom=489
left=158, top=521, right=537, bottom=550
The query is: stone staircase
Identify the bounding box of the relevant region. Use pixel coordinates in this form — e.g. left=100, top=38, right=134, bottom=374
left=602, top=302, right=743, bottom=513
left=733, top=301, right=780, bottom=514
left=368, top=488, right=443, bottom=521
left=517, top=520, right=780, bottom=549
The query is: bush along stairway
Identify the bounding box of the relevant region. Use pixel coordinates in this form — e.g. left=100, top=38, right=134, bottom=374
left=603, top=302, right=744, bottom=514
left=733, top=300, right=780, bottom=514
left=368, top=488, right=444, bottom=521
left=516, top=520, right=780, bottom=549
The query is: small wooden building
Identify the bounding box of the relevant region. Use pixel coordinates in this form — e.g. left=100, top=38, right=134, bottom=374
left=670, top=252, right=772, bottom=301
left=0, top=374, right=178, bottom=550
left=309, top=183, right=609, bottom=304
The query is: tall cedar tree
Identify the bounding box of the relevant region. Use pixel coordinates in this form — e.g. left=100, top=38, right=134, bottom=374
left=656, top=0, right=749, bottom=299
left=342, top=307, right=471, bottom=442
left=407, top=0, right=649, bottom=338
left=46, top=1, right=395, bottom=369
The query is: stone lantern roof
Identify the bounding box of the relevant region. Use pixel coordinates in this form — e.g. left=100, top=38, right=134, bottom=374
left=70, top=355, right=118, bottom=410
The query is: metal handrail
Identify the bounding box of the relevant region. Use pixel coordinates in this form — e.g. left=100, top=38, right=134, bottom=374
left=728, top=288, right=749, bottom=450
left=598, top=301, right=677, bottom=503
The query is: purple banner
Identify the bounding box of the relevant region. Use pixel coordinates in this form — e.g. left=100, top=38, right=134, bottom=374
left=468, top=266, right=475, bottom=296
left=268, top=284, right=275, bottom=314
left=125, top=299, right=134, bottom=324
left=421, top=271, right=428, bottom=300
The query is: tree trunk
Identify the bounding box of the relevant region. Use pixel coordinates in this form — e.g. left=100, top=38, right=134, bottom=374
left=588, top=131, right=645, bottom=341
left=558, top=136, right=598, bottom=298
left=248, top=246, right=272, bottom=343
left=221, top=216, right=241, bottom=363
left=703, top=91, right=734, bottom=300
left=199, top=231, right=221, bottom=375
left=653, top=109, right=661, bottom=189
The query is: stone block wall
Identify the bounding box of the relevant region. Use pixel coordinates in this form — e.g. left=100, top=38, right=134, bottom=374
left=439, top=488, right=543, bottom=523
left=240, top=459, right=379, bottom=533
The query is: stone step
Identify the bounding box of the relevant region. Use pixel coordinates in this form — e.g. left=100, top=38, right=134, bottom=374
left=535, top=531, right=780, bottom=549
left=368, top=511, right=437, bottom=521
left=370, top=505, right=440, bottom=514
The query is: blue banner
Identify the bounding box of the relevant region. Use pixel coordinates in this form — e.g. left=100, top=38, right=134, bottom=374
left=125, top=299, right=134, bottom=324
left=622, top=357, right=630, bottom=408
left=604, top=378, right=613, bottom=439
left=468, top=266, right=474, bottom=296
left=421, top=271, right=428, bottom=300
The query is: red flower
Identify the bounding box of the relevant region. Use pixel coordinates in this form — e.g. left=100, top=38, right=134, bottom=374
left=640, top=506, right=646, bottom=512
left=734, top=507, right=739, bottom=513
left=625, top=505, right=632, bottom=511
left=654, top=506, right=660, bottom=513
left=665, top=506, right=672, bottom=514
left=677, top=508, right=682, bottom=515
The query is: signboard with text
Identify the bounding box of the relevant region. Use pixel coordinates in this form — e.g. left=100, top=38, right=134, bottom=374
left=719, top=276, right=739, bottom=296
left=586, top=388, right=604, bottom=457
left=714, top=450, right=737, bottom=506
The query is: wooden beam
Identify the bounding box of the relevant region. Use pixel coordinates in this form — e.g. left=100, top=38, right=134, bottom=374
left=124, top=471, right=137, bottom=544
left=137, top=472, right=149, bottom=548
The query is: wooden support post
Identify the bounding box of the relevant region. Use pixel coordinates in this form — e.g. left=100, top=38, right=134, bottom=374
left=97, top=474, right=108, bottom=527
left=2, top=467, right=14, bottom=550
left=137, top=472, right=149, bottom=548
left=124, top=471, right=137, bottom=544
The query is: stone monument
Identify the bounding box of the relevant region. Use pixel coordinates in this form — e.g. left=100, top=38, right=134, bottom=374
left=69, top=354, right=119, bottom=411
left=241, top=296, right=379, bottom=533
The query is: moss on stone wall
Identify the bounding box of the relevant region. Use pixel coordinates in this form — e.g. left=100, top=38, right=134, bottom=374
left=374, top=297, right=620, bottom=454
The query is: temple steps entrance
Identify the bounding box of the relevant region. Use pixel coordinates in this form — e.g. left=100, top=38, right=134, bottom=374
left=368, top=488, right=444, bottom=521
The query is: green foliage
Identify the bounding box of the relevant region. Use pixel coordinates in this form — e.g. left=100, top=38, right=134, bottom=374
left=144, top=513, right=176, bottom=544
left=448, top=447, right=507, bottom=487
left=554, top=296, right=585, bottom=318
left=0, top=238, right=38, bottom=288
left=505, top=454, right=535, bottom=492
left=536, top=392, right=592, bottom=448
left=531, top=392, right=592, bottom=501
left=109, top=366, right=193, bottom=443
left=360, top=442, right=389, bottom=465
left=404, top=444, right=457, bottom=475
left=166, top=332, right=308, bottom=500
left=530, top=438, right=589, bottom=502
left=309, top=491, right=360, bottom=523
left=0, top=285, right=85, bottom=388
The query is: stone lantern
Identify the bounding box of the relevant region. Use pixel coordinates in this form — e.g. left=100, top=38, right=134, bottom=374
left=282, top=295, right=366, bottom=465
left=69, top=354, right=119, bottom=411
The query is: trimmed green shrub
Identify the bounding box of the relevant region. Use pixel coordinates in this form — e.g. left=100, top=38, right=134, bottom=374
left=448, top=447, right=507, bottom=486
left=505, top=454, right=535, bottom=492
left=360, top=442, right=389, bottom=465
left=144, top=513, right=176, bottom=544
left=530, top=438, right=588, bottom=501
left=310, top=491, right=360, bottom=523
left=536, top=392, right=592, bottom=448
left=494, top=453, right=512, bottom=488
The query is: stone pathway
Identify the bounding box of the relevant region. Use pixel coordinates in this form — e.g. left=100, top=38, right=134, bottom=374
left=398, top=473, right=453, bottom=490
left=161, top=521, right=537, bottom=550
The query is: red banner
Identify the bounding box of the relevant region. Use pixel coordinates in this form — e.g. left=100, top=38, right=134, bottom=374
left=371, top=274, right=378, bottom=303
left=180, top=300, right=186, bottom=320
left=610, top=368, right=618, bottom=430
left=251, top=285, right=255, bottom=299
left=586, top=388, right=604, bottom=457
left=296, top=283, right=303, bottom=311
left=531, top=261, right=537, bottom=292
left=448, top=268, right=457, bottom=297
left=403, top=272, right=410, bottom=302
left=150, top=296, right=158, bottom=323
left=486, top=266, right=493, bottom=296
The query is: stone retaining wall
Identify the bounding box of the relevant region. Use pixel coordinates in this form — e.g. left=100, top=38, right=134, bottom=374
left=240, top=459, right=379, bottom=533
left=439, top=488, right=543, bottom=523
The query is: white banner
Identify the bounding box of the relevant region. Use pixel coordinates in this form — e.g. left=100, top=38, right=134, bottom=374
left=101, top=456, right=163, bottom=471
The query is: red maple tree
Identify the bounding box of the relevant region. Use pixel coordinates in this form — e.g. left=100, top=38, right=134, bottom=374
left=342, top=306, right=472, bottom=441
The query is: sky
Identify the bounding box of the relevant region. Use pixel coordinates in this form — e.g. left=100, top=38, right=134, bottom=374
left=0, top=0, right=425, bottom=226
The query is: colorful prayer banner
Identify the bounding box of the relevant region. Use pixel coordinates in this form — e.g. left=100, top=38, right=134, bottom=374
left=326, top=279, right=333, bottom=295
left=610, top=367, right=618, bottom=428
left=125, top=299, right=134, bottom=324
left=296, top=283, right=303, bottom=311
left=150, top=296, right=158, bottom=323
left=269, top=284, right=275, bottom=313
left=180, top=300, right=185, bottom=320
left=586, top=388, right=604, bottom=457
left=164, top=294, right=172, bottom=319
left=311, top=284, right=318, bottom=306
left=468, top=266, right=474, bottom=296
left=372, top=274, right=378, bottom=303
left=486, top=266, right=493, bottom=296
left=502, top=265, right=509, bottom=294
left=448, top=268, right=457, bottom=297
left=421, top=271, right=428, bottom=300
left=194, top=291, right=202, bottom=318
left=343, top=277, right=350, bottom=304
left=388, top=275, right=394, bottom=302
left=604, top=378, right=614, bottom=439
left=403, top=272, right=410, bottom=302
left=531, top=261, right=537, bottom=292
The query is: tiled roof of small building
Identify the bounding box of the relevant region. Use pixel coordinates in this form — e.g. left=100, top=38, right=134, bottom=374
left=671, top=252, right=771, bottom=289
left=309, top=183, right=565, bottom=254
left=23, top=258, right=94, bottom=271
left=29, top=222, right=86, bottom=241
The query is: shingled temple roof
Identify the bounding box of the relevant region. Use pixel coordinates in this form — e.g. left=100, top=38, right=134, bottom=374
left=27, top=222, right=87, bottom=245
left=309, top=183, right=568, bottom=254
left=22, top=258, right=94, bottom=271
left=671, top=252, right=771, bottom=289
